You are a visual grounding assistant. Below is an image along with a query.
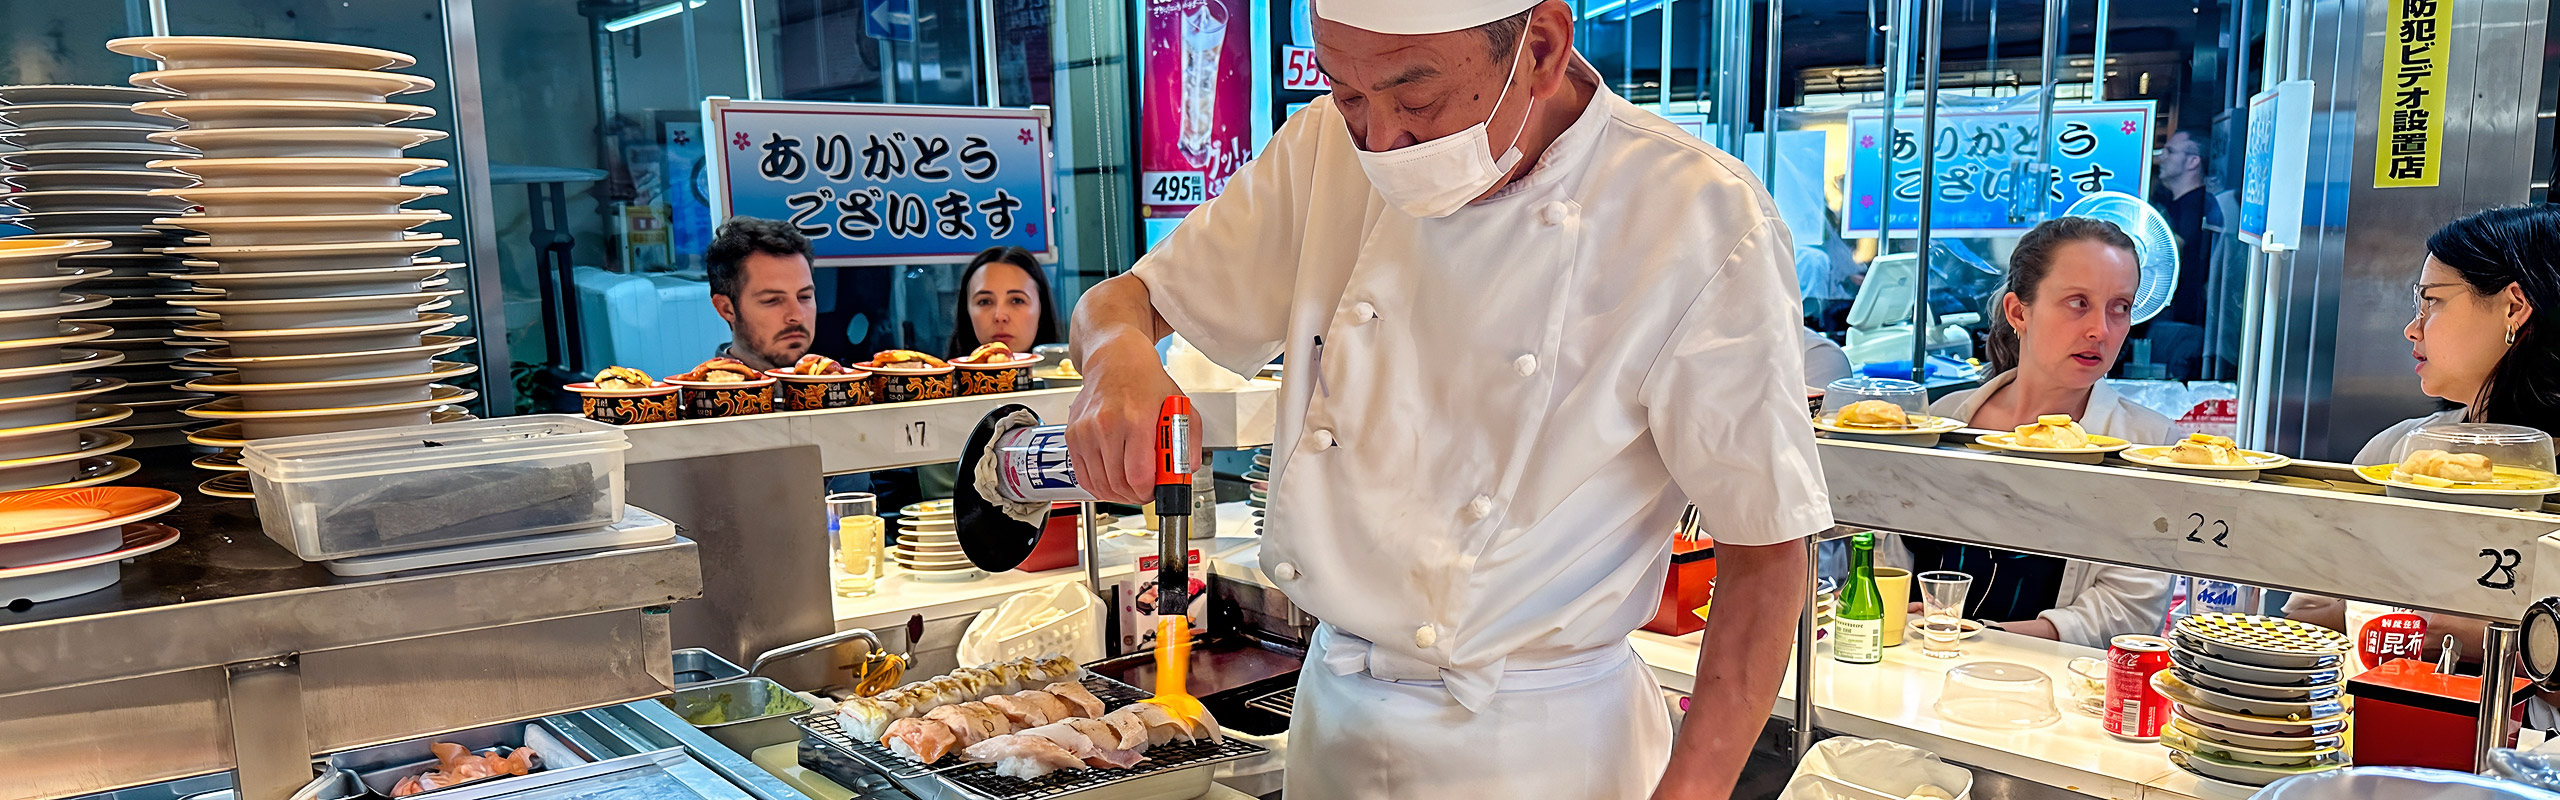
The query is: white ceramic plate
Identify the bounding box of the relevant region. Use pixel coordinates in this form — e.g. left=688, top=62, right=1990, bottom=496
left=0, top=268, right=112, bottom=307
left=0, top=405, right=134, bottom=443
left=0, top=239, right=113, bottom=274
left=129, top=67, right=435, bottom=102
left=178, top=262, right=457, bottom=296
left=163, top=237, right=457, bottom=269
left=1812, top=414, right=1969, bottom=436
left=150, top=184, right=446, bottom=217
left=0, top=325, right=117, bottom=362
left=2153, top=671, right=2343, bottom=721
left=11, top=210, right=174, bottom=234
left=147, top=126, right=448, bottom=160
left=2168, top=642, right=2344, bottom=688
left=2169, top=709, right=2347, bottom=752
left=0, top=126, right=190, bottom=152
left=154, top=211, right=449, bottom=246
left=0, top=430, right=133, bottom=473
left=0, top=149, right=192, bottom=171
left=185, top=335, right=466, bottom=380
left=107, top=35, right=418, bottom=71
left=0, top=103, right=175, bottom=130
left=182, top=383, right=472, bottom=420
left=0, top=84, right=180, bottom=104
left=2123, top=446, right=2294, bottom=473
left=186, top=289, right=456, bottom=330
left=149, top=156, right=445, bottom=188
left=2, top=170, right=198, bottom=192
left=187, top=360, right=471, bottom=395
left=130, top=99, right=435, bottom=129
left=3, top=191, right=195, bottom=214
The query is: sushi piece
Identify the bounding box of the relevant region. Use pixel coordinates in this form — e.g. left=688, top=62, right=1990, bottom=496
left=1096, top=709, right=1151, bottom=751
left=925, top=703, right=1007, bottom=747
left=924, top=677, right=974, bottom=707
left=1107, top=705, right=1182, bottom=747
left=961, top=734, right=1085, bottom=780
left=1185, top=706, right=1225, bottom=745
left=981, top=693, right=1052, bottom=729
left=1030, top=654, right=1085, bottom=684
left=837, top=697, right=902, bottom=741
left=988, top=660, right=1035, bottom=694
left=1043, top=681, right=1107, bottom=718
left=1013, top=689, right=1073, bottom=722
left=883, top=717, right=959, bottom=763
left=1017, top=720, right=1097, bottom=754
left=1064, top=718, right=1144, bottom=768
left=951, top=666, right=1002, bottom=697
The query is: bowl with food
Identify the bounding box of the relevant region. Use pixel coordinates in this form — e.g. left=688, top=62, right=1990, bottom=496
left=950, top=342, right=1041, bottom=396
left=766, top=354, right=874, bottom=411
left=664, top=357, right=775, bottom=419
left=2356, top=422, right=2559, bottom=509
left=859, top=350, right=956, bottom=403
left=1813, top=376, right=1963, bottom=445
left=562, top=366, right=679, bottom=425
left=1973, top=414, right=2133, bottom=464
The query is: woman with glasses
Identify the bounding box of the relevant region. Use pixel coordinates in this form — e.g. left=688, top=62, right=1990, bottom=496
left=2286, top=205, right=2560, bottom=656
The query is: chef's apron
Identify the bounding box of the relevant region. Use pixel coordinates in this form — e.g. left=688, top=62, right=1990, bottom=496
left=1285, top=624, right=1673, bottom=799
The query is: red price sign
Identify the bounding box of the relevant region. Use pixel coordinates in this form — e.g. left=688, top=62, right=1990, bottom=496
left=1282, top=46, right=1330, bottom=92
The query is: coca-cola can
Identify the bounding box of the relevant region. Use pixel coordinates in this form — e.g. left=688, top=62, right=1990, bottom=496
left=2104, top=634, right=2172, bottom=741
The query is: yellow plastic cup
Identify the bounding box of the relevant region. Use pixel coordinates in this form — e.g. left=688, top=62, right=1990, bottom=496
left=1876, top=567, right=1913, bottom=646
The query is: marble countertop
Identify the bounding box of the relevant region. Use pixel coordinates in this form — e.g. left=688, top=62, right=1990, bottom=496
left=1633, top=627, right=2213, bottom=800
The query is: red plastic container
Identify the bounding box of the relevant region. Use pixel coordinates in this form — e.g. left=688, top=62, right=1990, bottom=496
left=1644, top=537, right=1716, bottom=636
left=1015, top=504, right=1082, bottom=573
left=2346, top=658, right=2530, bottom=771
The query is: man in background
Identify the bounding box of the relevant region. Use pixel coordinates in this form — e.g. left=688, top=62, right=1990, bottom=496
left=2152, top=129, right=2220, bottom=330
left=706, top=217, right=819, bottom=372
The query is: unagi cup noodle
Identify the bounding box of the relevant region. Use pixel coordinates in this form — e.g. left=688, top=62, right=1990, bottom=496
left=565, top=381, right=680, bottom=425
left=953, top=353, right=1039, bottom=396
left=768, top=367, right=875, bottom=410
left=668, top=376, right=775, bottom=419
left=867, top=363, right=956, bottom=403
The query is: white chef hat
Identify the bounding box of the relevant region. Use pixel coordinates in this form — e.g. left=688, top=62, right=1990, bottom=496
left=1312, top=0, right=1544, bottom=35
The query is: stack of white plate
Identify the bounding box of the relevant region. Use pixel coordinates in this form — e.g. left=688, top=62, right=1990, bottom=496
left=2157, top=613, right=2352, bottom=792
left=1246, top=448, right=1269, bottom=535
left=0, top=83, right=205, bottom=450
left=0, top=240, right=141, bottom=491
left=104, top=36, right=477, bottom=499
left=893, top=498, right=983, bottom=582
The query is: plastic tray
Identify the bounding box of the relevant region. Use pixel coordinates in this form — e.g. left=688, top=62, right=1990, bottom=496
left=240, top=414, right=627, bottom=560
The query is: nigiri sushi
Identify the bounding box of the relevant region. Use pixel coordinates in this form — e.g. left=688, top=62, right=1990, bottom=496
left=837, top=696, right=902, bottom=740
left=981, top=693, right=1051, bottom=728
left=1096, top=709, right=1151, bottom=751
left=1043, top=681, right=1107, bottom=718
left=883, top=717, right=959, bottom=763
left=1031, top=654, right=1084, bottom=684
left=926, top=703, right=1008, bottom=747
left=951, top=666, right=1003, bottom=696
left=1062, top=718, right=1144, bottom=768
left=1013, top=689, right=1072, bottom=721
left=988, top=660, right=1035, bottom=693
left=961, top=734, right=1085, bottom=780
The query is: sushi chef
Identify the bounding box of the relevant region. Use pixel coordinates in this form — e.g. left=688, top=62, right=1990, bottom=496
left=1062, top=1, right=1827, bottom=797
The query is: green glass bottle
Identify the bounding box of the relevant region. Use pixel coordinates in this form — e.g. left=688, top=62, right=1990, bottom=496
left=1834, top=531, right=1884, bottom=664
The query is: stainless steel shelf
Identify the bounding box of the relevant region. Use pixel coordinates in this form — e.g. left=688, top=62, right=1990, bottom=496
left=0, top=452, right=705, bottom=800
left=620, top=381, right=1283, bottom=474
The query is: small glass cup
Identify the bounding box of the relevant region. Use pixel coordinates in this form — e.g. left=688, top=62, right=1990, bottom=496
left=1918, top=570, right=1974, bottom=659
left=829, top=492, right=884, bottom=597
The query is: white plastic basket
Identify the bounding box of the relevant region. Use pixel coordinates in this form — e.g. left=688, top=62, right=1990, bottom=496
left=958, top=582, right=1104, bottom=667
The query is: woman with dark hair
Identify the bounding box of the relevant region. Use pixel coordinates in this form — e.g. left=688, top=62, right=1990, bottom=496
left=1876, top=217, right=2178, bottom=647
left=947, top=246, right=1063, bottom=358
left=2287, top=205, right=2560, bottom=649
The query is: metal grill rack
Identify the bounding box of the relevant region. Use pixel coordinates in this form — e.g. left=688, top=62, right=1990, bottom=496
left=798, top=675, right=1267, bottom=799
left=1242, top=686, right=1294, bottom=718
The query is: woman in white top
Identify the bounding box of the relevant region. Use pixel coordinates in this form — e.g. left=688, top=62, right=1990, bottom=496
left=1881, top=217, right=2179, bottom=648
left=2287, top=205, right=2560, bottom=658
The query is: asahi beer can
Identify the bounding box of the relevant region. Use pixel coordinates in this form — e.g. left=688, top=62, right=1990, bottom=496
left=2104, top=634, right=2172, bottom=741
left=994, top=423, right=1094, bottom=503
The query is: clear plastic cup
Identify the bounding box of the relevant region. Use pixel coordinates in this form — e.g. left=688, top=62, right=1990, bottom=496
left=1919, top=570, right=1974, bottom=659
left=829, top=492, right=883, bottom=597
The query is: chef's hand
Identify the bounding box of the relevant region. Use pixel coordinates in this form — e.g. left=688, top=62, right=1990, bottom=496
left=1066, top=274, right=1187, bottom=505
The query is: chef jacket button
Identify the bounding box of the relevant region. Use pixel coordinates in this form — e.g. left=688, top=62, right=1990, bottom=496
left=1353, top=302, right=1378, bottom=323
left=1272, top=562, right=1300, bottom=581
left=1312, top=429, right=1336, bottom=450
left=1413, top=624, right=1439, bottom=649
left=1539, top=202, right=1572, bottom=226
left=1513, top=354, right=1538, bottom=376
left=1465, top=495, right=1495, bottom=520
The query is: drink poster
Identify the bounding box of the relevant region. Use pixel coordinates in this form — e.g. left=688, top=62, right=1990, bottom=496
left=1140, top=0, right=1251, bottom=219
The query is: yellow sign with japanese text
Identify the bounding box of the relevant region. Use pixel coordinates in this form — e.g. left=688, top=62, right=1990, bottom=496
left=2376, top=0, right=2451, bottom=188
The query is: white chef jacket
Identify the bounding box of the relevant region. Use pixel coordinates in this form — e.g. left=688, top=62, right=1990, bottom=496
left=1132, top=59, right=1827, bottom=762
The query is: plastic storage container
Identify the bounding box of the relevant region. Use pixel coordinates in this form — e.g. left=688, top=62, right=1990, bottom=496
left=241, top=415, right=629, bottom=561
left=1821, top=376, right=1932, bottom=429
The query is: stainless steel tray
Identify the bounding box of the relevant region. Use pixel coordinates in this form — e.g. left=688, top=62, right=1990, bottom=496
left=795, top=675, right=1266, bottom=800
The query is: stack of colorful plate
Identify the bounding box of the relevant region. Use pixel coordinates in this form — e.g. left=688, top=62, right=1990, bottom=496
left=0, top=486, right=182, bottom=605
left=893, top=498, right=981, bottom=582
left=0, top=239, right=145, bottom=491
left=1246, top=448, right=1269, bottom=535
left=0, top=83, right=207, bottom=449
left=103, top=36, right=477, bottom=499
left=2155, top=612, right=2353, bottom=792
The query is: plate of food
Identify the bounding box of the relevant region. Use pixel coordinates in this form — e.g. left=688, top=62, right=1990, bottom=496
left=2122, top=434, right=2293, bottom=476
left=1974, top=415, right=2132, bottom=463
left=1810, top=401, right=1966, bottom=437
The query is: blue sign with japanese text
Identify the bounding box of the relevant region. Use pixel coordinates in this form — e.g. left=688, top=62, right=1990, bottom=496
left=1845, top=101, right=2155, bottom=238
left=705, top=98, right=1054, bottom=267
left=2240, top=81, right=2313, bottom=251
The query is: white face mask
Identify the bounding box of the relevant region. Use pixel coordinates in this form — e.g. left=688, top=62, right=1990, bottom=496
left=1351, top=41, right=1535, bottom=219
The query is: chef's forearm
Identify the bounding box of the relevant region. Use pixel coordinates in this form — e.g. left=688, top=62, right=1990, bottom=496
left=1069, top=273, right=1175, bottom=368
left=1656, top=540, right=1808, bottom=800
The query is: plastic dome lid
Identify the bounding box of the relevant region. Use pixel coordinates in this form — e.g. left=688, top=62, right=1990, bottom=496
left=1821, top=376, right=1930, bottom=429
left=2391, top=422, right=2558, bottom=488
